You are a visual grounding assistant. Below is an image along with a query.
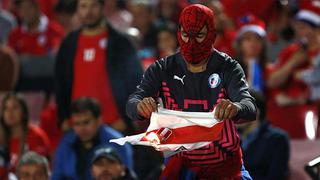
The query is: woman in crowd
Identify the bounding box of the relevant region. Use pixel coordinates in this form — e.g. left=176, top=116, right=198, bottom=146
left=0, top=93, right=50, bottom=173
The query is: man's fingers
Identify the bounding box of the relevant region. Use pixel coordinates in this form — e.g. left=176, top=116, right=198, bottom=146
left=138, top=102, right=150, bottom=118
left=147, top=98, right=157, bottom=112
left=223, top=104, right=233, bottom=120
left=142, top=100, right=154, bottom=115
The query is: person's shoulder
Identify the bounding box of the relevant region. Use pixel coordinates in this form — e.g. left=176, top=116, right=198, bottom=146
left=152, top=53, right=180, bottom=70
left=47, top=20, right=65, bottom=36
left=100, top=125, right=123, bottom=139
left=213, top=49, right=239, bottom=68
left=27, top=125, right=48, bottom=138
left=58, top=129, right=77, bottom=145
left=8, top=26, right=21, bottom=36
left=265, top=123, right=290, bottom=141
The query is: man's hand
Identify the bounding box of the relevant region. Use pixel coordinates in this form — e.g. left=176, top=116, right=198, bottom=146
left=214, top=99, right=239, bottom=121
left=137, top=97, right=157, bottom=119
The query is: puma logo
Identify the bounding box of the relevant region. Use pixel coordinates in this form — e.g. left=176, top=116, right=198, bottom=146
left=173, top=75, right=186, bottom=85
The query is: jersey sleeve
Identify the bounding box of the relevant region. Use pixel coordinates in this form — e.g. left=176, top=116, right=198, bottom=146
left=223, top=59, right=257, bottom=122
left=126, top=59, right=164, bottom=121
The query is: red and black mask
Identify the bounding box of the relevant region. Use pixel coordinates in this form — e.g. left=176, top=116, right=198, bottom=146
left=178, top=4, right=216, bottom=64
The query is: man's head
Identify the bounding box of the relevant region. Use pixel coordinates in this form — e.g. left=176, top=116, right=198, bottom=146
left=71, top=97, right=101, bottom=143
left=178, top=4, right=216, bottom=64
left=294, top=1, right=320, bottom=44
left=91, top=146, right=125, bottom=180
left=16, top=151, right=50, bottom=180
left=15, top=0, right=40, bottom=26
left=76, top=0, right=105, bottom=29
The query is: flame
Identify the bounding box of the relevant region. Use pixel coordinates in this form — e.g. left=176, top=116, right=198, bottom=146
left=145, top=132, right=160, bottom=144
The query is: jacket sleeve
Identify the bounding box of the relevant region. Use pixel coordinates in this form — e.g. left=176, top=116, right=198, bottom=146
left=223, top=59, right=257, bottom=122
left=54, top=35, right=70, bottom=125
left=51, top=141, right=65, bottom=180
left=126, top=60, right=163, bottom=121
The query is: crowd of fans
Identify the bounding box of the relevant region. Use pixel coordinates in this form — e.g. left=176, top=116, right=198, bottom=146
left=0, top=0, right=319, bottom=179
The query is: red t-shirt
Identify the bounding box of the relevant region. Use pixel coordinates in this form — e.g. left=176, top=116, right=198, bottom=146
left=72, top=31, right=120, bottom=125
left=266, top=43, right=319, bottom=139
left=9, top=125, right=50, bottom=172
left=7, top=16, right=64, bottom=56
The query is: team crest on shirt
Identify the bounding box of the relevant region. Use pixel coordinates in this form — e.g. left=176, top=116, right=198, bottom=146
left=208, top=73, right=221, bottom=88
left=99, top=38, right=107, bottom=49
left=37, top=35, right=47, bottom=46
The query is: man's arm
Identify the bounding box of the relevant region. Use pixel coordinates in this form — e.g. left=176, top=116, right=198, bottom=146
left=126, top=60, right=163, bottom=121
left=224, top=59, right=257, bottom=122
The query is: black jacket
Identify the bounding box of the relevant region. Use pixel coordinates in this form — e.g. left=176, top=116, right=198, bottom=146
left=55, top=24, right=143, bottom=132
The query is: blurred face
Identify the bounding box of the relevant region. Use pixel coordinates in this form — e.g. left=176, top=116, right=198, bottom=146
left=72, top=111, right=100, bottom=142
left=77, top=0, right=104, bottom=28
left=294, top=21, right=317, bottom=42
left=239, top=32, right=264, bottom=59
left=158, top=30, right=177, bottom=55
left=18, top=164, right=48, bottom=180
left=3, top=97, right=23, bottom=128
left=130, top=4, right=152, bottom=31
left=91, top=157, right=125, bottom=180
left=17, top=1, right=39, bottom=25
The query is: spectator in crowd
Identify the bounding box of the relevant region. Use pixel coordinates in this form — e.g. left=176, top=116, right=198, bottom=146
left=205, top=0, right=236, bottom=56
left=52, top=97, right=133, bottom=180
left=234, top=14, right=268, bottom=92
left=7, top=0, right=64, bottom=91
left=15, top=151, right=50, bottom=180
left=0, top=93, right=50, bottom=173
left=237, top=90, right=290, bottom=180
left=91, top=145, right=137, bottom=180
left=128, top=0, right=159, bottom=61
left=105, top=0, right=133, bottom=33
left=54, top=0, right=81, bottom=34
left=0, top=4, right=16, bottom=43
left=8, top=0, right=64, bottom=56
left=55, top=0, right=142, bottom=134
left=141, top=24, right=178, bottom=70
left=155, top=0, right=188, bottom=26
left=157, top=24, right=178, bottom=58
left=266, top=0, right=320, bottom=138
left=266, top=0, right=295, bottom=62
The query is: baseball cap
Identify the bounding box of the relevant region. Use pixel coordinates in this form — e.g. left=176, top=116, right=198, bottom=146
left=92, top=146, right=122, bottom=164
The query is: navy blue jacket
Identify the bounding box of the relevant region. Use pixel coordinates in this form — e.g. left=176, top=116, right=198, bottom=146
left=52, top=125, right=133, bottom=180
left=241, top=121, right=290, bottom=180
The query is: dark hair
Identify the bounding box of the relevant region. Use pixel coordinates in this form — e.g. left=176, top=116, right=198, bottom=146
left=0, top=93, right=29, bottom=159
left=76, top=0, right=105, bottom=7
left=55, top=0, right=77, bottom=14
left=249, top=90, right=266, bottom=121
left=70, top=97, right=101, bottom=119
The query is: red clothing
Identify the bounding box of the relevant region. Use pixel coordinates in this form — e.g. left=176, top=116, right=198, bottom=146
left=267, top=43, right=319, bottom=139
left=72, top=32, right=120, bottom=125
left=221, top=0, right=277, bottom=21
left=9, top=125, right=50, bottom=172
left=214, top=29, right=236, bottom=57
left=39, top=104, right=62, bottom=154
left=7, top=16, right=64, bottom=56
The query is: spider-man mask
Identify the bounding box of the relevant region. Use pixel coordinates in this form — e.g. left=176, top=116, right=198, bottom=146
left=178, top=4, right=216, bottom=64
